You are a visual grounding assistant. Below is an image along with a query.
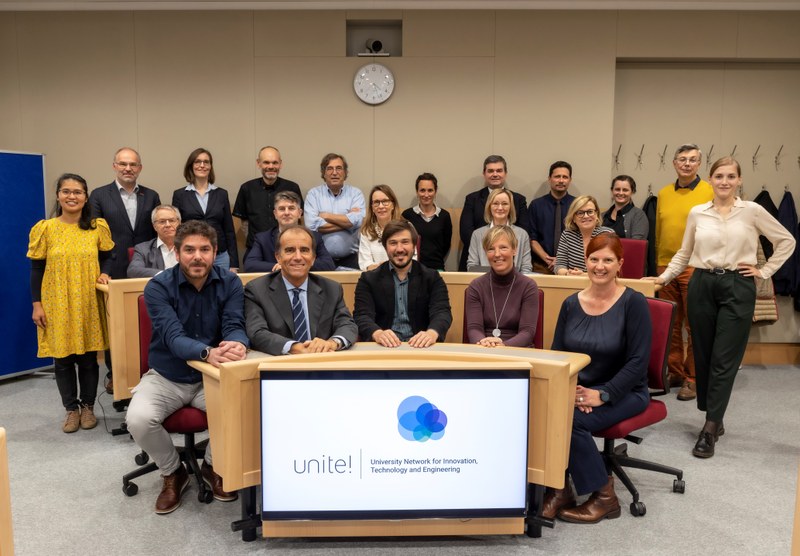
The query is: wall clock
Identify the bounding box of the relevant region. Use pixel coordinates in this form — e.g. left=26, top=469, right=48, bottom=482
left=354, top=63, right=395, bottom=105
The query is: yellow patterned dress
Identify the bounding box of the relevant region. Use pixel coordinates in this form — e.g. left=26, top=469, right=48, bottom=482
left=27, top=218, right=114, bottom=358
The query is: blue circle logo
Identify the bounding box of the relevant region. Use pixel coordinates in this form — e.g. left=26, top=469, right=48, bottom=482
left=397, top=396, right=448, bottom=442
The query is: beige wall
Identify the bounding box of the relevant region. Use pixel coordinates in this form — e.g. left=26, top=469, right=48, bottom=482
left=2, top=8, right=800, bottom=342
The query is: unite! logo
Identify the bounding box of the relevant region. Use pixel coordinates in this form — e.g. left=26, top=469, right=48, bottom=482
left=397, top=396, right=448, bottom=442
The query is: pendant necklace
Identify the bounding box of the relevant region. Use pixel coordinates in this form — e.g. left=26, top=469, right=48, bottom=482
left=490, top=273, right=516, bottom=338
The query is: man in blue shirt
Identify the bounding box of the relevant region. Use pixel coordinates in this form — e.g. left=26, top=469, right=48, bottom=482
left=527, top=161, right=576, bottom=274
left=127, top=220, right=249, bottom=515
left=304, top=153, right=365, bottom=269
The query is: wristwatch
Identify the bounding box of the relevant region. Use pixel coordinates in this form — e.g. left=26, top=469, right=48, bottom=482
left=331, top=337, right=344, bottom=351
left=200, top=346, right=212, bottom=361
left=598, top=389, right=610, bottom=403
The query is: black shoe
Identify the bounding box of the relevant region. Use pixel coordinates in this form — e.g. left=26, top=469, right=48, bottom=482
left=692, top=431, right=716, bottom=458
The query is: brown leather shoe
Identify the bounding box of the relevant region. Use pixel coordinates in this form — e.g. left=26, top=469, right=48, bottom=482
left=667, top=373, right=683, bottom=388
left=558, top=476, right=621, bottom=524
left=541, top=486, right=576, bottom=519
left=63, top=410, right=81, bottom=433
left=677, top=380, right=696, bottom=401
left=201, top=462, right=238, bottom=502
left=105, top=378, right=113, bottom=395
left=155, top=464, right=190, bottom=515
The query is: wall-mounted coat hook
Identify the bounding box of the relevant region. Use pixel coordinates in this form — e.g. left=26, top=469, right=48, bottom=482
left=658, top=145, right=668, bottom=170
left=775, top=145, right=784, bottom=171
left=706, top=144, right=714, bottom=171
left=635, top=144, right=645, bottom=169
left=613, top=144, right=622, bottom=171
left=730, top=144, right=737, bottom=157
left=752, top=144, right=761, bottom=172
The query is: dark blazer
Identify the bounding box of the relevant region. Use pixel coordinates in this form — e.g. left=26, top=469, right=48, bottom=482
left=354, top=260, right=453, bottom=342
left=244, top=272, right=358, bottom=355
left=172, top=186, right=239, bottom=267
left=127, top=238, right=167, bottom=278
left=89, top=182, right=161, bottom=279
left=458, top=187, right=528, bottom=271
left=243, top=227, right=335, bottom=273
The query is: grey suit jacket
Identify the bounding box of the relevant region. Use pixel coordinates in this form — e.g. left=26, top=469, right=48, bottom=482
left=89, top=182, right=161, bottom=279
left=244, top=271, right=358, bottom=356
left=127, top=238, right=166, bottom=278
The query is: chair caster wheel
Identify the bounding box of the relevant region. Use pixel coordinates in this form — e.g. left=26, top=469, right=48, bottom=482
left=123, top=482, right=138, bottom=497
left=199, top=490, right=213, bottom=504
left=134, top=452, right=149, bottom=466
left=673, top=479, right=685, bottom=493
left=630, top=501, right=646, bottom=517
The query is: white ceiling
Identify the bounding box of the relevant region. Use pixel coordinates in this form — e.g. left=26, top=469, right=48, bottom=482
left=2, top=0, right=800, bottom=11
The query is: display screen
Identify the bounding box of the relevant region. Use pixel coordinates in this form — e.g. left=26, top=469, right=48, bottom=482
left=260, top=370, right=530, bottom=520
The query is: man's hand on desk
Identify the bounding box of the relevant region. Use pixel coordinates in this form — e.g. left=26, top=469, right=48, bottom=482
left=289, top=338, right=338, bottom=354
left=206, top=341, right=247, bottom=367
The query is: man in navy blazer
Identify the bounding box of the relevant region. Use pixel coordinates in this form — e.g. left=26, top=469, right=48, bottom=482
left=458, top=155, right=527, bottom=271
left=127, top=205, right=181, bottom=278
left=90, top=147, right=161, bottom=279
left=244, top=225, right=357, bottom=356
left=354, top=220, right=452, bottom=348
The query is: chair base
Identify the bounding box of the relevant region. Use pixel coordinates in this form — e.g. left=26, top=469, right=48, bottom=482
left=122, top=434, right=212, bottom=504
left=602, top=439, right=685, bottom=516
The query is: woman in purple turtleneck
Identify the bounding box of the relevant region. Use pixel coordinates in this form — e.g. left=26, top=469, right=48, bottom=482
left=465, top=225, right=539, bottom=347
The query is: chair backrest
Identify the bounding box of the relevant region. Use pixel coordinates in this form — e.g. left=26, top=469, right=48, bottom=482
left=462, top=284, right=544, bottom=349
left=138, top=295, right=153, bottom=377
left=619, top=238, right=648, bottom=279
left=646, top=297, right=676, bottom=394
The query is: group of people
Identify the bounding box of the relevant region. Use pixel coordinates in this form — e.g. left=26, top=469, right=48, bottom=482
left=27, top=143, right=795, bottom=524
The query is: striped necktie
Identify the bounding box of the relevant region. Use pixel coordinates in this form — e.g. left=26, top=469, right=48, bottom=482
left=291, top=288, right=309, bottom=343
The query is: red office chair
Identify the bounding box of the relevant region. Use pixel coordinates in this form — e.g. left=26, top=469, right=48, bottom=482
left=592, top=297, right=684, bottom=517
left=462, top=286, right=544, bottom=349
left=122, top=295, right=213, bottom=504
left=127, top=246, right=135, bottom=263
left=619, top=238, right=648, bottom=279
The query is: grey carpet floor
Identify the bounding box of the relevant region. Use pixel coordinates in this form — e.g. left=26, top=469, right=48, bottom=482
left=1, top=364, right=798, bottom=555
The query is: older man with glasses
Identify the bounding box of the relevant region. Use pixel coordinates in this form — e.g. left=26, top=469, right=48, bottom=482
left=127, top=205, right=182, bottom=278
left=655, top=143, right=714, bottom=401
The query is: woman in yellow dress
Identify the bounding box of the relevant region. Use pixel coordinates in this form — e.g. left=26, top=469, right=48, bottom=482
left=28, top=174, right=114, bottom=433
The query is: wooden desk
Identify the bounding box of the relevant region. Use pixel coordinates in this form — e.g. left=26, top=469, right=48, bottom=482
left=0, top=428, right=14, bottom=556
left=100, top=273, right=652, bottom=400
left=189, top=343, right=589, bottom=539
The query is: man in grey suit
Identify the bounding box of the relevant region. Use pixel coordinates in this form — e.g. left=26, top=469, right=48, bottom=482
left=89, top=147, right=161, bottom=280
left=244, top=225, right=357, bottom=356
left=127, top=205, right=181, bottom=278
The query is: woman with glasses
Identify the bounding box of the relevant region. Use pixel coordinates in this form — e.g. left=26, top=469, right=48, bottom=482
left=601, top=175, right=648, bottom=239
left=28, top=174, right=114, bottom=433
left=466, top=188, right=532, bottom=273
left=554, top=195, right=614, bottom=275
left=171, top=148, right=239, bottom=271
left=358, top=184, right=402, bottom=270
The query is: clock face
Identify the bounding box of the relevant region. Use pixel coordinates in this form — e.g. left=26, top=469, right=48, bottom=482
left=354, top=63, right=395, bottom=105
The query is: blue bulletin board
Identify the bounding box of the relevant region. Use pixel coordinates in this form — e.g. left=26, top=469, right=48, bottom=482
left=0, top=151, right=50, bottom=379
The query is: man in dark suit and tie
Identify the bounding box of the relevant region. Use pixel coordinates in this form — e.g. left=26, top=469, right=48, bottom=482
left=354, top=220, right=452, bottom=348
left=244, top=225, right=357, bottom=356
left=90, top=147, right=161, bottom=392
left=127, top=205, right=181, bottom=278
left=458, top=155, right=527, bottom=271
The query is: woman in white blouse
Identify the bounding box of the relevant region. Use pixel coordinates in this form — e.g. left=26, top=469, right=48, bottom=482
left=358, top=184, right=401, bottom=270
left=650, top=157, right=795, bottom=459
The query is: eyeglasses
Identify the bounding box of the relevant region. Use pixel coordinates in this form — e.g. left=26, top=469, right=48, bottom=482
left=58, top=189, right=85, bottom=197
left=491, top=202, right=510, bottom=208
left=372, top=199, right=393, bottom=207
left=114, top=162, right=141, bottom=169
left=193, top=160, right=212, bottom=167
left=154, top=218, right=179, bottom=226
left=325, top=165, right=345, bottom=173
left=675, top=157, right=700, bottom=164
left=575, top=209, right=596, bottom=217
